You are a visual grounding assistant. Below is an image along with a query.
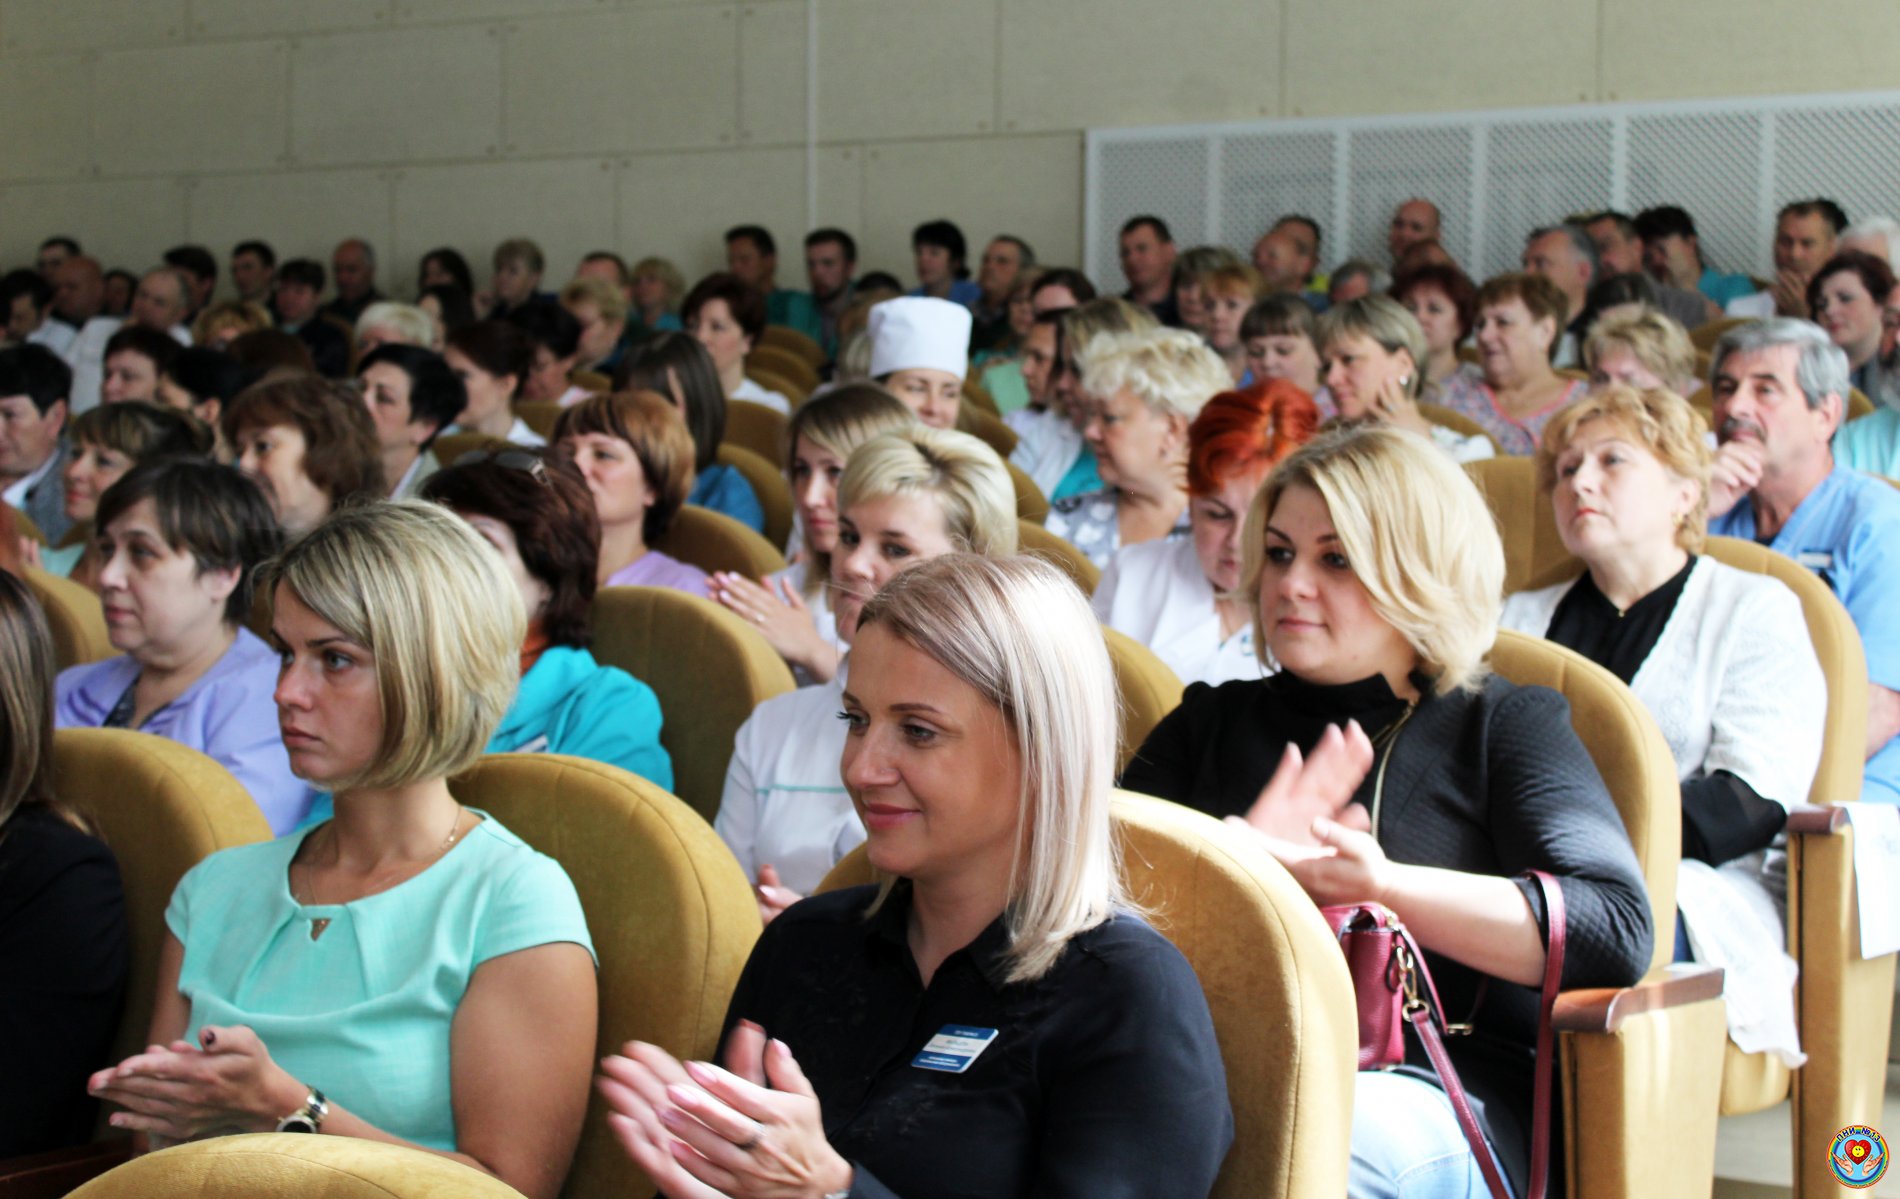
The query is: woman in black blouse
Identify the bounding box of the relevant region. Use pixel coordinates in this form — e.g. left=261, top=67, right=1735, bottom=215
left=599, top=554, right=1233, bottom=1199
left=0, top=569, right=129, bottom=1157
left=1121, top=424, right=1652, bottom=1199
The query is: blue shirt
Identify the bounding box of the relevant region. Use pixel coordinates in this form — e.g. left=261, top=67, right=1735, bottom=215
left=1835, top=408, right=1900, bottom=478
left=1710, top=464, right=1900, bottom=801
left=493, top=645, right=673, bottom=791
left=690, top=463, right=764, bottom=532
left=1698, top=267, right=1757, bottom=310
left=166, top=813, right=593, bottom=1151
left=911, top=278, right=984, bottom=310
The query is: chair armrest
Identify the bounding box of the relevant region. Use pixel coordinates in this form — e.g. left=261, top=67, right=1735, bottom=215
left=1785, top=803, right=1847, bottom=835
left=1551, top=963, right=1724, bottom=1034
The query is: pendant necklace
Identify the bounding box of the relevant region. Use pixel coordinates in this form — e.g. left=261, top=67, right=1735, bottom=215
left=299, top=805, right=465, bottom=941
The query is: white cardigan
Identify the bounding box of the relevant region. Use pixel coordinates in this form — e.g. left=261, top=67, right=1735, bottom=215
left=1501, top=555, right=1826, bottom=1064
left=1092, top=537, right=1267, bottom=688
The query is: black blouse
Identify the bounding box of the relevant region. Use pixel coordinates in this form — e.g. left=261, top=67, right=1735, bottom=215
left=718, top=883, right=1234, bottom=1199
left=1121, top=670, right=1654, bottom=1197
left=0, top=805, right=130, bottom=1157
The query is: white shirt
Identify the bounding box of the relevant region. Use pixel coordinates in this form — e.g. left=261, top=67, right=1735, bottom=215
left=1501, top=556, right=1825, bottom=1064
left=716, top=665, right=862, bottom=894
left=27, top=319, right=75, bottom=358
left=1007, top=407, right=1083, bottom=499
left=556, top=384, right=594, bottom=408
left=63, top=317, right=190, bottom=415
left=1427, top=422, right=1495, bottom=464
left=1726, top=291, right=1776, bottom=318
left=733, top=376, right=791, bottom=415
left=1, top=445, right=59, bottom=510
left=1092, top=537, right=1267, bottom=687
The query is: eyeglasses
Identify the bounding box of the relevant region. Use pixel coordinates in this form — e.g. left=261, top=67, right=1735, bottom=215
left=454, top=447, right=550, bottom=485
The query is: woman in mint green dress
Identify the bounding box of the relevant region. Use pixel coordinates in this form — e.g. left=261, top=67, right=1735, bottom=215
left=88, top=500, right=597, bottom=1199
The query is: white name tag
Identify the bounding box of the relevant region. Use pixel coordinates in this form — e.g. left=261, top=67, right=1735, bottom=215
left=911, top=1025, right=998, bottom=1073
left=1797, top=550, right=1834, bottom=572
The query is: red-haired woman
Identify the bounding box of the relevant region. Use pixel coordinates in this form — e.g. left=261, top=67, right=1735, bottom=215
left=1092, top=379, right=1317, bottom=684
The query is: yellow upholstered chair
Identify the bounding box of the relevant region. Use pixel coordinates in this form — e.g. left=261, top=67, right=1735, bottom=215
left=515, top=399, right=563, bottom=441
left=1490, top=632, right=1729, bottom=1199
left=653, top=504, right=788, bottom=580
left=66, top=1134, right=522, bottom=1199
left=746, top=345, right=819, bottom=396
left=1007, top=461, right=1049, bottom=522
left=1689, top=316, right=1752, bottom=350
left=1102, top=626, right=1185, bottom=772
left=590, top=586, right=794, bottom=822
left=818, top=791, right=1358, bottom=1199
left=1847, top=387, right=1875, bottom=421
left=957, top=402, right=1018, bottom=458
left=1417, top=402, right=1503, bottom=455
left=451, top=754, right=761, bottom=1199
left=1016, top=519, right=1101, bottom=596
left=570, top=368, right=612, bottom=393
left=1465, top=456, right=1572, bottom=594
left=713, top=442, right=794, bottom=553
left=758, top=324, right=824, bottom=369
left=723, top=398, right=789, bottom=465
left=8, top=501, right=45, bottom=543
left=743, top=367, right=808, bottom=409
left=962, top=376, right=1000, bottom=416
left=23, top=566, right=114, bottom=669
left=428, top=430, right=512, bottom=467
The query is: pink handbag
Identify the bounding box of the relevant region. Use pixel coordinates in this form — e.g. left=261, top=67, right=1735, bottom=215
left=1323, top=870, right=1566, bottom=1199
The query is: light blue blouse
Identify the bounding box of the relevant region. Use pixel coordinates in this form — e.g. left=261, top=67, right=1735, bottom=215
left=164, top=813, right=594, bottom=1151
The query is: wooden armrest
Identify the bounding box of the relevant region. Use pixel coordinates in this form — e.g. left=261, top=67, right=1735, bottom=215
left=1785, top=803, right=1847, bottom=835
left=0, top=1138, right=132, bottom=1199
left=1551, top=963, right=1724, bottom=1034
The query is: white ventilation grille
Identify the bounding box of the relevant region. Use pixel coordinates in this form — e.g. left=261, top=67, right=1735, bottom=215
left=1084, top=91, right=1900, bottom=288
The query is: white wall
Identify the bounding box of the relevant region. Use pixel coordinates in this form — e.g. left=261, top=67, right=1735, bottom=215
left=0, top=0, right=1894, bottom=298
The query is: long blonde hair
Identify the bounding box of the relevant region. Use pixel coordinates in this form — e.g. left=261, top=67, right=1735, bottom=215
left=857, top=554, right=1126, bottom=983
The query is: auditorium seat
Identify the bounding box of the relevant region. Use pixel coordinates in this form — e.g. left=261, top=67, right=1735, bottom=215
left=654, top=503, right=787, bottom=579
left=962, top=375, right=1000, bottom=415
left=569, top=368, right=611, bottom=393
left=7, top=501, right=44, bottom=544
left=1102, top=625, right=1184, bottom=772
left=65, top=1134, right=520, bottom=1199
left=590, top=585, right=794, bottom=822
left=1007, top=460, right=1049, bottom=522
left=1464, top=456, right=1570, bottom=594
left=514, top=399, right=562, bottom=441
left=429, top=430, right=513, bottom=466
left=819, top=791, right=1360, bottom=1199
left=1016, top=518, right=1101, bottom=596
left=957, top=401, right=1017, bottom=458
left=758, top=324, right=824, bottom=370
left=712, top=443, right=794, bottom=553
left=1492, top=631, right=1728, bottom=1199
left=1418, top=402, right=1503, bottom=455
left=722, top=398, right=789, bottom=466
left=22, top=566, right=113, bottom=670
left=1690, top=316, right=1752, bottom=351
left=743, top=365, right=807, bottom=408
left=451, top=753, right=761, bottom=1199
left=745, top=344, right=819, bottom=395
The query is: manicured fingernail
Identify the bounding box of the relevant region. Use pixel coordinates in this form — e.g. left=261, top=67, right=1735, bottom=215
left=739, top=1018, right=763, bottom=1032
left=201, top=1029, right=217, bottom=1047
left=658, top=1107, right=684, bottom=1127
left=109, top=1115, right=126, bottom=1127
left=685, top=1060, right=716, bottom=1085
left=667, top=1084, right=697, bottom=1107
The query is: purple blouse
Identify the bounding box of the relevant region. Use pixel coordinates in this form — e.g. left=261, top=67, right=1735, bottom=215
left=55, top=628, right=315, bottom=835
left=603, top=549, right=710, bottom=597
left=1434, top=364, right=1584, bottom=456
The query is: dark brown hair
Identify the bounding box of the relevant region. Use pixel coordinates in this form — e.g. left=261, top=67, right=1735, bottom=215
left=552, top=391, right=696, bottom=544
left=1391, top=262, right=1480, bottom=343
left=94, top=459, right=283, bottom=626
left=421, top=451, right=601, bottom=649
left=0, top=569, right=57, bottom=835
left=682, top=272, right=766, bottom=342
left=219, top=373, right=386, bottom=514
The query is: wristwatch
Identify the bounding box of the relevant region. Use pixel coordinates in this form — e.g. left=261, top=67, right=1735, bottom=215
left=275, top=1087, right=328, bottom=1134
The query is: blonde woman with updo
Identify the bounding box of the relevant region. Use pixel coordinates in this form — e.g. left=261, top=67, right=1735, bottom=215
left=605, top=555, right=1232, bottom=1199
left=1581, top=308, right=1700, bottom=395
left=1501, top=384, right=1823, bottom=1064
left=89, top=501, right=595, bottom=1199
left=1123, top=424, right=1651, bottom=1199
left=718, top=426, right=1017, bottom=921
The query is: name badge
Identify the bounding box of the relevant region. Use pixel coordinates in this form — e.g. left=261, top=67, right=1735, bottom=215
left=911, top=1025, right=998, bottom=1073
left=1797, top=550, right=1834, bottom=572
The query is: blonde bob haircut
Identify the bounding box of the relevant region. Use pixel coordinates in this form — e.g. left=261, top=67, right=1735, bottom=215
left=1242, top=424, right=1503, bottom=694
left=1314, top=295, right=1430, bottom=401
left=856, top=553, right=1128, bottom=983
left=1535, top=383, right=1713, bottom=553
left=261, top=500, right=525, bottom=793
left=1079, top=326, right=1232, bottom=421
left=838, top=427, right=1019, bottom=558
left=560, top=275, right=630, bottom=326
left=1582, top=308, right=1699, bottom=396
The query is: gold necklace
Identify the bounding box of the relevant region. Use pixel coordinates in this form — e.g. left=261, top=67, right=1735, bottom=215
left=299, top=805, right=465, bottom=941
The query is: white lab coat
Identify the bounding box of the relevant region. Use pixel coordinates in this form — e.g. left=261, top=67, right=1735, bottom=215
left=1092, top=537, right=1268, bottom=688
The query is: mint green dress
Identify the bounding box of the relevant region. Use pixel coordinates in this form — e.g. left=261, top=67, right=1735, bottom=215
left=164, top=812, right=594, bottom=1151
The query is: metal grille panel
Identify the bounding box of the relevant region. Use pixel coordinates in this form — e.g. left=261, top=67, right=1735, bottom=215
left=1085, top=91, right=1900, bottom=289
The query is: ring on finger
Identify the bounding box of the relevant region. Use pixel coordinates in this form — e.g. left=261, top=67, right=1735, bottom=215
left=735, top=1118, right=765, bottom=1151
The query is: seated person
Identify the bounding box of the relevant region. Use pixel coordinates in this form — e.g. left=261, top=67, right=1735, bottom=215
left=0, top=344, right=74, bottom=545
left=356, top=344, right=466, bottom=499
left=55, top=460, right=313, bottom=833
left=1241, top=293, right=1330, bottom=413
left=272, top=260, right=349, bottom=378
left=1094, top=379, right=1317, bottom=685
left=1317, top=295, right=1494, bottom=462
left=1204, top=263, right=1266, bottom=383
left=1502, top=384, right=1823, bottom=1062
left=42, top=400, right=212, bottom=583
left=1705, top=318, right=1900, bottom=803
left=616, top=332, right=764, bottom=532
left=190, top=301, right=273, bottom=353
left=1392, top=262, right=1480, bottom=397
left=101, top=325, right=182, bottom=406
left=222, top=372, right=386, bottom=540
left=605, top=554, right=1233, bottom=1199
left=507, top=301, right=591, bottom=407
left=682, top=273, right=789, bottom=415
left=718, top=426, right=1017, bottom=915
left=1009, top=299, right=1156, bottom=502
left=1807, top=250, right=1894, bottom=400
left=554, top=391, right=708, bottom=597
left=1121, top=424, right=1652, bottom=1199
left=1435, top=273, right=1586, bottom=455
left=710, top=383, right=916, bottom=684
left=354, top=301, right=439, bottom=355
left=423, top=449, right=672, bottom=789
left=0, top=570, right=129, bottom=1158
left=91, top=502, right=596, bottom=1199
left=865, top=295, right=972, bottom=430
left=442, top=320, right=545, bottom=447
left=155, top=347, right=257, bottom=446
left=1582, top=307, right=1700, bottom=396
left=1045, top=326, right=1230, bottom=569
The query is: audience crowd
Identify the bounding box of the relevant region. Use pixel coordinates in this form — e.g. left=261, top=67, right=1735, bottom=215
left=5, top=184, right=1899, bottom=1199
